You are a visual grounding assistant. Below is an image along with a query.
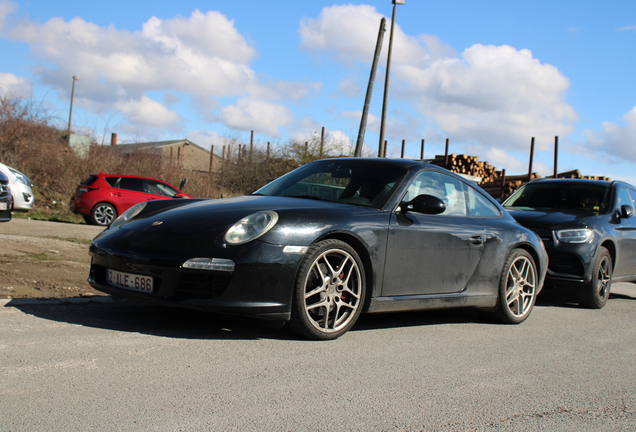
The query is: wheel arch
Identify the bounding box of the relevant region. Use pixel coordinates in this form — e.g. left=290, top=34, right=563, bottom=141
left=91, top=200, right=120, bottom=214
left=600, top=239, right=616, bottom=270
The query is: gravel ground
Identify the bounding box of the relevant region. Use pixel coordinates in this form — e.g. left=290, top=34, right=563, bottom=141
left=0, top=218, right=105, bottom=299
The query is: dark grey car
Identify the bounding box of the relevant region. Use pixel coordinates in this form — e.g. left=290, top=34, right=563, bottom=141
left=504, top=178, right=636, bottom=309
left=0, top=171, right=12, bottom=222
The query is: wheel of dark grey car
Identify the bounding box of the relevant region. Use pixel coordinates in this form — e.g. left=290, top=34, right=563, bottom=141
left=494, top=248, right=538, bottom=324
left=288, top=239, right=366, bottom=340
left=577, top=246, right=612, bottom=309
left=90, top=202, right=117, bottom=226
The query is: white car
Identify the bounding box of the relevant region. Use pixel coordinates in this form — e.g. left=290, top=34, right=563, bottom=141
left=0, top=162, right=34, bottom=211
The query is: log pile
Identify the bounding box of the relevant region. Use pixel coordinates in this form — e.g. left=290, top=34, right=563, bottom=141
left=428, top=154, right=500, bottom=182
left=479, top=173, right=540, bottom=199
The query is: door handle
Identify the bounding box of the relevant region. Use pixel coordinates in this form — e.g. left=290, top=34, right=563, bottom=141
left=469, top=235, right=485, bottom=245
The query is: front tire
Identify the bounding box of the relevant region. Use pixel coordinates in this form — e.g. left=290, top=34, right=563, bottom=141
left=90, top=202, right=117, bottom=226
left=288, top=239, right=366, bottom=340
left=577, top=247, right=612, bottom=309
left=494, top=249, right=538, bottom=324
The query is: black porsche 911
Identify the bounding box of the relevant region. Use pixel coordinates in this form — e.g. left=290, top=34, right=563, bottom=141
left=88, top=158, right=548, bottom=340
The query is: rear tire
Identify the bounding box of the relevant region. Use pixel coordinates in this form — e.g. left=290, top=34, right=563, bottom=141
left=90, top=202, right=117, bottom=226
left=494, top=249, right=538, bottom=324
left=288, top=239, right=366, bottom=340
left=577, top=247, right=612, bottom=309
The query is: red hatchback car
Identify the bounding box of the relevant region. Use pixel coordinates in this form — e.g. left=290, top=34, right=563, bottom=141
left=70, top=173, right=192, bottom=226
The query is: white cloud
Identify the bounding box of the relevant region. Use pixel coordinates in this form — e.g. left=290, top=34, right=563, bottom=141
left=618, top=25, right=636, bottom=32
left=116, top=95, right=182, bottom=130
left=302, top=5, right=577, bottom=153
left=220, top=98, right=294, bottom=136
left=299, top=4, right=428, bottom=67
left=10, top=10, right=258, bottom=97
left=4, top=6, right=317, bottom=136
left=396, top=44, right=577, bottom=150
left=584, top=106, right=636, bottom=162
left=0, top=0, right=16, bottom=31
left=0, top=72, right=31, bottom=97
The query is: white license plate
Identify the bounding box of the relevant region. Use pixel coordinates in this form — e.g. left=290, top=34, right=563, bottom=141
left=0, top=202, right=6, bottom=211
left=107, top=269, right=153, bottom=293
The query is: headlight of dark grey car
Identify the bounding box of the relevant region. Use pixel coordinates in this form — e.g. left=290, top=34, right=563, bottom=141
left=556, top=228, right=593, bottom=243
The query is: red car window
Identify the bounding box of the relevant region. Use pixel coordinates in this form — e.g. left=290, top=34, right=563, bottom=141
left=117, top=177, right=144, bottom=192
left=147, top=180, right=180, bottom=197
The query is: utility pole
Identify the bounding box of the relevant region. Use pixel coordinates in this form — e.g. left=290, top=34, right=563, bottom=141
left=355, top=18, right=386, bottom=157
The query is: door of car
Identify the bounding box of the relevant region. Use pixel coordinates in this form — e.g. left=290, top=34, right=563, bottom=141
left=381, top=170, right=487, bottom=296
left=110, top=177, right=150, bottom=212
left=613, top=186, right=636, bottom=278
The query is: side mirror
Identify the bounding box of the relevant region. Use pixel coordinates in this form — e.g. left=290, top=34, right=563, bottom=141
left=174, top=192, right=187, bottom=199
left=621, top=205, right=634, bottom=219
left=402, top=194, right=446, bottom=215
left=179, top=178, right=188, bottom=191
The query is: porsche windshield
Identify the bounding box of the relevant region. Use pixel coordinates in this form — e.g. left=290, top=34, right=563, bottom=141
left=503, top=182, right=611, bottom=213
left=255, top=160, right=407, bottom=209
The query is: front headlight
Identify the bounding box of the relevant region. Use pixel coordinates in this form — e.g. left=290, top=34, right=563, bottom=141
left=109, top=202, right=147, bottom=230
left=8, top=168, right=29, bottom=185
left=224, top=211, right=279, bottom=245
left=556, top=228, right=593, bottom=243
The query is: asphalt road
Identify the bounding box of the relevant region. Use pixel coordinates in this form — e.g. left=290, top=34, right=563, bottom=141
left=2, top=284, right=636, bottom=431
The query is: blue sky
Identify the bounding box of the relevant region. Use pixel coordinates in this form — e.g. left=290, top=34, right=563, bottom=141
left=2, top=0, right=636, bottom=184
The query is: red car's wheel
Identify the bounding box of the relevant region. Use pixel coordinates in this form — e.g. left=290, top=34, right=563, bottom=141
left=90, top=202, right=117, bottom=226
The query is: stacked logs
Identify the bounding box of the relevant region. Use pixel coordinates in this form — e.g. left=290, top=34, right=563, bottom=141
left=429, top=154, right=500, bottom=182
left=480, top=173, right=539, bottom=199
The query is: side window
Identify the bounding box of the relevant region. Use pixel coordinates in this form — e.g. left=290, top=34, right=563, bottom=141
left=117, top=177, right=145, bottom=192
left=465, top=185, right=501, bottom=217
left=616, top=187, right=632, bottom=211
left=629, top=188, right=636, bottom=210
left=405, top=171, right=466, bottom=217
left=147, top=180, right=178, bottom=197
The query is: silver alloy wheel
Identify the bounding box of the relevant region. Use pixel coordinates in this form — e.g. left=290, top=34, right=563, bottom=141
left=595, top=255, right=612, bottom=300
left=301, top=247, right=363, bottom=334
left=92, top=203, right=116, bottom=226
left=504, top=255, right=536, bottom=318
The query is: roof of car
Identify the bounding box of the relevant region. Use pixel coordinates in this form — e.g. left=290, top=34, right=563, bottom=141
left=311, top=157, right=446, bottom=168
left=523, top=177, right=636, bottom=191
left=94, top=173, right=166, bottom=180
left=528, top=178, right=613, bottom=186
